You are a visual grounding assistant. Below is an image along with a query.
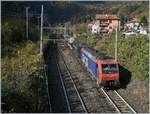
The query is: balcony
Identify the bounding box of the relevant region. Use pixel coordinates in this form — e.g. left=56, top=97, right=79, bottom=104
left=100, top=29, right=109, bottom=33
left=99, top=23, right=109, bottom=27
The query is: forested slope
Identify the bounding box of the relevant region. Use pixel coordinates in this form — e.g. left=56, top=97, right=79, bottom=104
left=2, top=1, right=148, bottom=25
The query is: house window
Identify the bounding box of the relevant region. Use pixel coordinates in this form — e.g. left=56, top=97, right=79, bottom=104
left=109, top=26, right=112, bottom=29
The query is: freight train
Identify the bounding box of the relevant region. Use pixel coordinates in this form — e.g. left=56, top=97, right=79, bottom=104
left=65, top=37, right=120, bottom=87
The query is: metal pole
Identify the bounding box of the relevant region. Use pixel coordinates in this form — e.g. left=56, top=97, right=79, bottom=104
left=26, top=7, right=30, bottom=40
left=40, top=5, right=43, bottom=55
left=115, top=27, right=118, bottom=61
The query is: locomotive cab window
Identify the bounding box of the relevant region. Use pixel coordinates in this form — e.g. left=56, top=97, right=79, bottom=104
left=96, top=64, right=98, bottom=69
left=102, top=64, right=118, bottom=74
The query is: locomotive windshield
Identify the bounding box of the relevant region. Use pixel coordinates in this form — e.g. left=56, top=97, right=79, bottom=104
left=102, top=64, right=118, bottom=74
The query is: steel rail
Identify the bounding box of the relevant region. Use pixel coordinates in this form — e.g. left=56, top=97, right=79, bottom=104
left=43, top=62, right=52, bottom=112
left=114, top=90, right=136, bottom=113
left=100, top=88, right=121, bottom=113
left=54, top=55, right=71, bottom=113
left=102, top=88, right=137, bottom=113
left=58, top=48, right=88, bottom=113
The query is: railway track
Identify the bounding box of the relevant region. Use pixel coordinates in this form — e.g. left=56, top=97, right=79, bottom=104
left=100, top=88, right=136, bottom=113
left=59, top=44, right=118, bottom=113
left=65, top=43, right=137, bottom=113
left=55, top=47, right=88, bottom=113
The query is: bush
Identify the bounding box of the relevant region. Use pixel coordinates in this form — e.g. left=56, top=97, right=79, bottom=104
left=118, top=36, right=149, bottom=79
left=2, top=17, right=39, bottom=57
left=1, top=42, right=49, bottom=112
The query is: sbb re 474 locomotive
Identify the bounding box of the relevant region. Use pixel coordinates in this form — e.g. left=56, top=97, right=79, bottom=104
left=80, top=47, right=120, bottom=87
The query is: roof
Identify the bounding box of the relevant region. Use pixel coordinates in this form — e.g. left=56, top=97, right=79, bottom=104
left=126, top=18, right=140, bottom=24
left=96, top=14, right=119, bottom=20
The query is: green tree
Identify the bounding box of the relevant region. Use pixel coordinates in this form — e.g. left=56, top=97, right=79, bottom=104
left=140, top=16, right=148, bottom=26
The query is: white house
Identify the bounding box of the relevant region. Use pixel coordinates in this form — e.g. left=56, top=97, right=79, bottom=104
left=123, top=31, right=137, bottom=38
left=91, top=20, right=100, bottom=34
left=89, top=14, right=120, bottom=34
left=139, top=26, right=148, bottom=35
left=124, top=20, right=140, bottom=31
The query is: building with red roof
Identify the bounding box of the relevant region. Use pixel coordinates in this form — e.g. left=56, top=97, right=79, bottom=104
left=91, top=14, right=120, bottom=34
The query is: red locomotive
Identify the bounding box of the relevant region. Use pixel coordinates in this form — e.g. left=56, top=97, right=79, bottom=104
left=73, top=42, right=120, bottom=87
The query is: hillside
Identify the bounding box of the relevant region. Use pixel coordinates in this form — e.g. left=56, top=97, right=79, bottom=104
left=2, top=1, right=149, bottom=25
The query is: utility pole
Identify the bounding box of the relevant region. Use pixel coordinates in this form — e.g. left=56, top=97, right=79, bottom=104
left=40, top=5, right=43, bottom=55
left=26, top=7, right=30, bottom=40
left=115, top=27, right=118, bottom=61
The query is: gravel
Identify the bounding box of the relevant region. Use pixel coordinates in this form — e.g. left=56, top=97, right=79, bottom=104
left=117, top=76, right=149, bottom=113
